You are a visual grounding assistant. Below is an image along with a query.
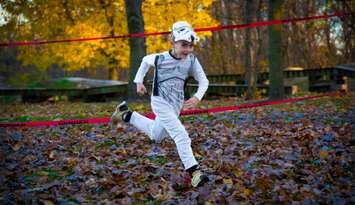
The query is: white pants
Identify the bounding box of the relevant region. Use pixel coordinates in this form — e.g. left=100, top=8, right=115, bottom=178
left=129, top=96, right=198, bottom=170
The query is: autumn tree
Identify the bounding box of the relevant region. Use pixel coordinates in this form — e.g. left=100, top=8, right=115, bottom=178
left=1, top=0, right=351, bottom=90
left=0, top=0, right=217, bottom=83
left=142, top=0, right=217, bottom=53
left=244, top=0, right=256, bottom=100
left=323, top=0, right=354, bottom=64
left=255, top=1, right=267, bottom=86
left=281, top=0, right=353, bottom=68
left=125, top=0, right=146, bottom=97
left=0, top=0, right=130, bottom=80
left=268, top=0, right=284, bottom=100
left=207, top=0, right=243, bottom=74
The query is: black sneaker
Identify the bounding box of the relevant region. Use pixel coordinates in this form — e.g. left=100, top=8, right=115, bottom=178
left=111, top=101, right=129, bottom=126
left=191, top=170, right=209, bottom=187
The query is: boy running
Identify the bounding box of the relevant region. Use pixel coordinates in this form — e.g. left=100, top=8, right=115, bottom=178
left=111, top=21, right=209, bottom=188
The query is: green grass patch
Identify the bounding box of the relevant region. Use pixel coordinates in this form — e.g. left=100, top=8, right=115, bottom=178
left=24, top=167, right=67, bottom=183
left=0, top=114, right=87, bottom=123
left=96, top=139, right=116, bottom=149
left=28, top=79, right=77, bottom=89
left=147, top=156, right=167, bottom=165
left=0, top=95, right=22, bottom=104
left=113, top=160, right=127, bottom=166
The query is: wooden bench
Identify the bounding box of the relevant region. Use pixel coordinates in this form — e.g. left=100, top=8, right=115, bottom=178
left=0, top=78, right=128, bottom=102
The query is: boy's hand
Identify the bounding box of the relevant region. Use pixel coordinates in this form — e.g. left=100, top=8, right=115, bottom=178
left=137, top=83, right=147, bottom=96
left=184, top=96, right=200, bottom=108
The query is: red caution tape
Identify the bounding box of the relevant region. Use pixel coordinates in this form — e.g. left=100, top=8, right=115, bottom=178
left=0, top=13, right=350, bottom=47
left=0, top=117, right=110, bottom=128
left=179, top=91, right=342, bottom=116
left=194, top=12, right=350, bottom=32
left=0, top=91, right=343, bottom=128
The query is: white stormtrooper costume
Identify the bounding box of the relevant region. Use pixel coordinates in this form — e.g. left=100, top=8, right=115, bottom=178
left=129, top=23, right=209, bottom=170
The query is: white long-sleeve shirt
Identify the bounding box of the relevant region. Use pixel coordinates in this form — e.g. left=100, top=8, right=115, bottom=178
left=134, top=50, right=209, bottom=111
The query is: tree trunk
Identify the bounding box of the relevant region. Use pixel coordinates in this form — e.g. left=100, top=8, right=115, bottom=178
left=125, top=0, right=146, bottom=98
left=341, top=1, right=354, bottom=63
left=268, top=0, right=284, bottom=100
left=221, top=0, right=236, bottom=74
left=225, top=0, right=238, bottom=72
left=245, top=0, right=256, bottom=100
left=255, top=0, right=263, bottom=89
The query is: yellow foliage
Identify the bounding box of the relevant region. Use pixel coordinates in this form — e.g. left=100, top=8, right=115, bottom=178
left=243, top=188, right=252, bottom=197
left=56, top=23, right=103, bottom=70
left=143, top=0, right=218, bottom=53
left=233, top=168, right=243, bottom=177
left=15, top=0, right=217, bottom=76
left=223, top=178, right=233, bottom=185
left=319, top=150, right=329, bottom=158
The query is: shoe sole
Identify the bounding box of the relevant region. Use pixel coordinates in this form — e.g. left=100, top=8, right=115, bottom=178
left=118, top=101, right=128, bottom=112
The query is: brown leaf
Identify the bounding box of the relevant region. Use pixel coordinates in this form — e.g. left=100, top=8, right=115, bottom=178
left=40, top=200, right=54, bottom=205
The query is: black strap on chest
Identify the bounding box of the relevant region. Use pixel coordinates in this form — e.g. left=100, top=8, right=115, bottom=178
left=153, top=55, right=159, bottom=96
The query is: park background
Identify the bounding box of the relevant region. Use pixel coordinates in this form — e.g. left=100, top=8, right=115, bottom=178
left=0, top=0, right=354, bottom=204
left=0, top=0, right=354, bottom=101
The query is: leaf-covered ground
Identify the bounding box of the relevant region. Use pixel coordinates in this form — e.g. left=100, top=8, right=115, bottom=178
left=0, top=93, right=354, bottom=204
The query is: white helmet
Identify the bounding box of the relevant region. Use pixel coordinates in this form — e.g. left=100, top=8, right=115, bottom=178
left=171, top=21, right=199, bottom=43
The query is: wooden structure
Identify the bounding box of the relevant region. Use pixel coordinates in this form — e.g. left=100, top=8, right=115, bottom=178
left=0, top=78, right=127, bottom=102
left=0, top=65, right=354, bottom=102
left=335, top=64, right=355, bottom=91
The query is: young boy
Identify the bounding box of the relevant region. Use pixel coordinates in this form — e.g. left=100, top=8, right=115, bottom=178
left=111, top=21, right=209, bottom=188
